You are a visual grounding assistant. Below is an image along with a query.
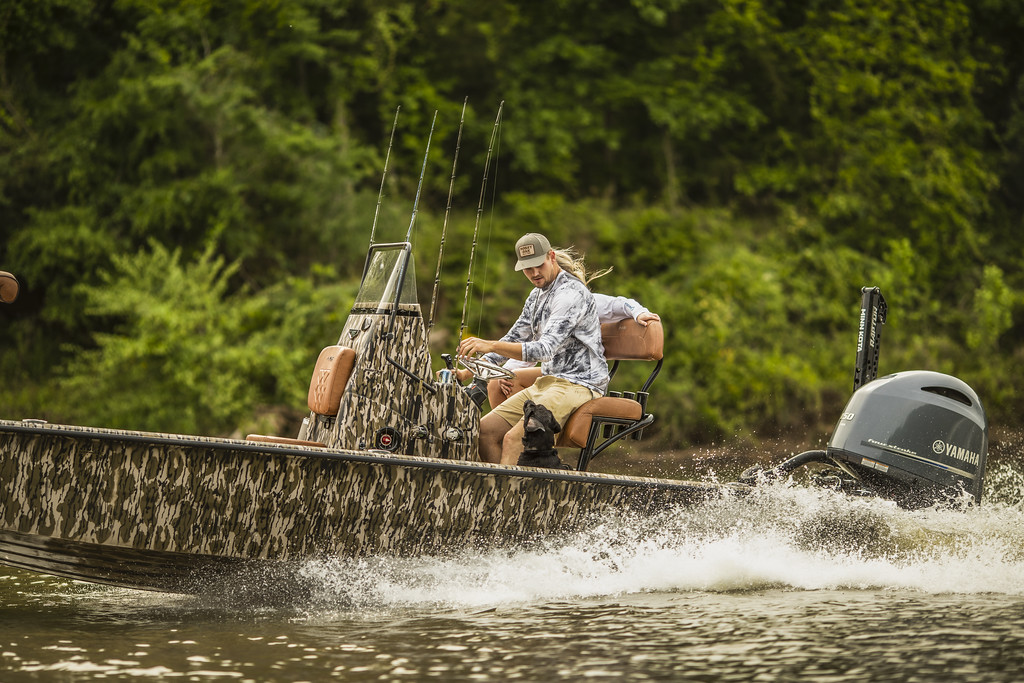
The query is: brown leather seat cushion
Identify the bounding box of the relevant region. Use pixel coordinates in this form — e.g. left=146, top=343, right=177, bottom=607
left=557, top=396, right=643, bottom=448
left=308, top=346, right=356, bottom=416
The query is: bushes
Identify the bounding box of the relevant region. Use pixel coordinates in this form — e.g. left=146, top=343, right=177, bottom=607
left=54, top=242, right=358, bottom=436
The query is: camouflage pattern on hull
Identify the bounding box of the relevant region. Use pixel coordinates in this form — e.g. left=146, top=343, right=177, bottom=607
left=0, top=420, right=725, bottom=592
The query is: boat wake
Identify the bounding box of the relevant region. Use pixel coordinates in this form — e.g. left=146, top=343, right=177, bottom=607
left=207, top=458, right=1024, bottom=613
left=57, top=456, right=1024, bottom=616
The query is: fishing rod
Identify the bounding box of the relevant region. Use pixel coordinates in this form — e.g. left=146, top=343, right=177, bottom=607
left=427, top=98, right=468, bottom=339
left=405, top=110, right=437, bottom=243
left=379, top=111, right=437, bottom=337
left=472, top=106, right=503, bottom=342
left=457, top=101, right=504, bottom=345
left=368, top=106, right=401, bottom=248
left=380, top=111, right=440, bottom=394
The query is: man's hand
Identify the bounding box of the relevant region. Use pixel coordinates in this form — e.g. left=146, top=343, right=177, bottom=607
left=637, top=311, right=661, bottom=326
left=457, top=336, right=495, bottom=357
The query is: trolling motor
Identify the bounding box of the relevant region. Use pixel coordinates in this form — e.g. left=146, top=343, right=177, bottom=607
left=739, top=287, right=989, bottom=509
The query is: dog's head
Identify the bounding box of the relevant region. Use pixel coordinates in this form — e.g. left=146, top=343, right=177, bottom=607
left=519, top=400, right=565, bottom=468
left=523, top=400, right=560, bottom=438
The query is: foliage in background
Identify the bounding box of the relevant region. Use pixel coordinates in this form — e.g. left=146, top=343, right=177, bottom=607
left=2, top=0, right=1023, bottom=444
left=60, top=242, right=357, bottom=435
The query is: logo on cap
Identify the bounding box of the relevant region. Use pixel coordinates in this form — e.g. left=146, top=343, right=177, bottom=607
left=518, top=244, right=536, bottom=258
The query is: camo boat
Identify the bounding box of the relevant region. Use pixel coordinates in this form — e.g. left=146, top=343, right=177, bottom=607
left=0, top=262, right=993, bottom=593
left=0, top=244, right=724, bottom=592
left=0, top=203, right=990, bottom=592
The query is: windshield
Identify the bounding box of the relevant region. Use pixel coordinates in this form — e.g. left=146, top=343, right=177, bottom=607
left=354, top=244, right=418, bottom=313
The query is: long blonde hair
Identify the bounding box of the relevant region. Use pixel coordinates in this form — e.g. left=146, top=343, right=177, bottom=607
left=554, top=247, right=612, bottom=289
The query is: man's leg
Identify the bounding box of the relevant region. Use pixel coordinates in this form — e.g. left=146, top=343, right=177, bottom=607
left=500, top=376, right=595, bottom=465
left=479, top=412, right=513, bottom=463
left=499, top=419, right=527, bottom=466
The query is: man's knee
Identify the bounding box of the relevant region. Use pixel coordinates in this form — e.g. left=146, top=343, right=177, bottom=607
left=480, top=413, right=514, bottom=445
left=501, top=426, right=522, bottom=451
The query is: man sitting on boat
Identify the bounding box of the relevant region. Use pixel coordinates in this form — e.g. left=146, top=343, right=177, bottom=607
left=489, top=283, right=660, bottom=408
left=456, top=233, right=610, bottom=465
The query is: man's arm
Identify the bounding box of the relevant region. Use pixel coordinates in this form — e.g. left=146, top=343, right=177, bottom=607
left=457, top=338, right=524, bottom=360
left=594, top=293, right=660, bottom=326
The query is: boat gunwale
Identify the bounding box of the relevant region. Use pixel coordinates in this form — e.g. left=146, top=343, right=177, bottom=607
left=0, top=419, right=720, bottom=494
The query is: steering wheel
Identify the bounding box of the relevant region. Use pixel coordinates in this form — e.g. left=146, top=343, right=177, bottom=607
left=457, top=355, right=515, bottom=382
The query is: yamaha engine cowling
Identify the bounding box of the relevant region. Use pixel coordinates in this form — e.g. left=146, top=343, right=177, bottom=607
left=827, top=370, right=987, bottom=508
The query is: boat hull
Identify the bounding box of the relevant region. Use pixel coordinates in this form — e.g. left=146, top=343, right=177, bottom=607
left=0, top=420, right=722, bottom=592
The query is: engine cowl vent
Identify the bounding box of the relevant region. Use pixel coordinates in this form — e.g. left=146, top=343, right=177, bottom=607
left=922, top=385, right=973, bottom=407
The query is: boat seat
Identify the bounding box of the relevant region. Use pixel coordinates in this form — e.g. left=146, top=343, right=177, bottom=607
left=307, top=345, right=357, bottom=417
left=246, top=345, right=356, bottom=447
left=490, top=319, right=664, bottom=471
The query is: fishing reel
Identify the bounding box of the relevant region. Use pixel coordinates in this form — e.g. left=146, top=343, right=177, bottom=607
left=440, top=353, right=497, bottom=408
left=464, top=379, right=489, bottom=408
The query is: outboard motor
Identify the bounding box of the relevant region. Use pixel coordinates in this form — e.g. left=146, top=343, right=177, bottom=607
left=740, top=286, right=988, bottom=509
left=825, top=370, right=987, bottom=508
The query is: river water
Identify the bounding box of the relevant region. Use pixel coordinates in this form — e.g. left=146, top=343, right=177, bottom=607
left=2, top=456, right=1024, bottom=681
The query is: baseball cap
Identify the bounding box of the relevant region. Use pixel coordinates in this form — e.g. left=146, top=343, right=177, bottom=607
left=514, top=233, right=552, bottom=271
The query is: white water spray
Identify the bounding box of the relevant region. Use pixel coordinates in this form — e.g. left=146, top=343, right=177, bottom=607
left=283, top=460, right=1024, bottom=612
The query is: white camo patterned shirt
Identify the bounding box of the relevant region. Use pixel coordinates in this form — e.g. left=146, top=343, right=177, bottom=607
left=501, top=293, right=649, bottom=372
left=484, top=270, right=610, bottom=394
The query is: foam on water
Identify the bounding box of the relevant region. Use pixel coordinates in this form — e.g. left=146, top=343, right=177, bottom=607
left=284, top=460, right=1024, bottom=611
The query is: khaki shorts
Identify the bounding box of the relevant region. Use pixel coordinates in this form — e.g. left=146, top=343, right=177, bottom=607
left=490, top=374, right=598, bottom=428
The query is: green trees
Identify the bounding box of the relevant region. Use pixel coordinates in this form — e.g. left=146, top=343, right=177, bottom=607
left=1, top=0, right=1022, bottom=443
left=59, top=242, right=355, bottom=434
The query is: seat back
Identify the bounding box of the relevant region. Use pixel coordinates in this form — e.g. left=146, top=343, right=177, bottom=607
left=558, top=319, right=664, bottom=470
left=601, top=318, right=664, bottom=362
left=246, top=344, right=356, bottom=447
left=308, top=345, right=357, bottom=416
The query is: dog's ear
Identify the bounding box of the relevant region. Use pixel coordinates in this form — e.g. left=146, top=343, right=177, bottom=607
left=537, top=403, right=561, bottom=433
left=523, top=400, right=535, bottom=413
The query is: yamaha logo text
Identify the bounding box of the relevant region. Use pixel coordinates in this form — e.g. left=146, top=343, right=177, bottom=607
left=932, top=439, right=980, bottom=466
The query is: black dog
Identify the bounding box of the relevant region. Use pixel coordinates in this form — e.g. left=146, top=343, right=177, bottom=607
left=517, top=400, right=568, bottom=469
